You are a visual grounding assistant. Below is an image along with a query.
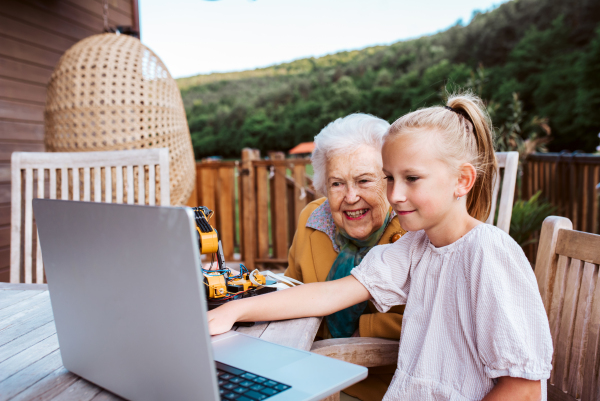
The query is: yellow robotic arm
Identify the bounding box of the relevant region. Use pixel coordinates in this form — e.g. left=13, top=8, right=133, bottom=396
left=193, top=206, right=219, bottom=255
left=192, top=206, right=273, bottom=307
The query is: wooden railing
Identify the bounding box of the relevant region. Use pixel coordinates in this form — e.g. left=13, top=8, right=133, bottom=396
left=523, top=153, right=600, bottom=234
left=195, top=151, right=600, bottom=268
left=522, top=152, right=600, bottom=262
left=194, top=149, right=318, bottom=270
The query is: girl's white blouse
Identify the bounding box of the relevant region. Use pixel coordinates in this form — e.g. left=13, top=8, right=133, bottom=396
left=351, top=223, right=553, bottom=401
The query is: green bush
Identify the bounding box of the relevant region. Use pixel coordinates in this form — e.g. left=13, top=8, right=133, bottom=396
left=509, top=191, right=556, bottom=247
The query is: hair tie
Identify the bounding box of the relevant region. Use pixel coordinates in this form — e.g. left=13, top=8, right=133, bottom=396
left=444, top=105, right=476, bottom=135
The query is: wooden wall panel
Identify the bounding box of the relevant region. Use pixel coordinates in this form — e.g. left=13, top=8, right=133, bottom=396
left=0, top=15, right=77, bottom=52
left=0, top=57, right=54, bottom=86
left=0, top=270, right=9, bottom=283
left=93, top=0, right=133, bottom=17
left=22, top=0, right=133, bottom=35
left=0, top=226, right=9, bottom=246
left=0, top=143, right=45, bottom=161
left=0, top=121, right=45, bottom=142
left=0, top=271, right=9, bottom=283
left=0, top=99, right=44, bottom=122
left=0, top=249, right=8, bottom=269
left=0, top=253, right=9, bottom=282
left=0, top=205, right=9, bottom=226
left=23, top=0, right=107, bottom=30
left=0, top=165, right=10, bottom=183
left=2, top=0, right=97, bottom=40
left=0, top=78, right=47, bottom=105
left=75, top=0, right=132, bottom=25
left=0, top=183, right=13, bottom=204
left=0, top=36, right=62, bottom=68
left=0, top=0, right=138, bottom=281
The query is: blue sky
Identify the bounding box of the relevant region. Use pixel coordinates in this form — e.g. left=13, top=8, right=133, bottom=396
left=140, top=0, right=505, bottom=78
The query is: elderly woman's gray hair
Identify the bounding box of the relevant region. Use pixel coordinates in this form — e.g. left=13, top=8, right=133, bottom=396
left=311, top=113, right=390, bottom=194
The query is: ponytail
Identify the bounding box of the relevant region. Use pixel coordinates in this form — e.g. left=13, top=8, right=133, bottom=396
left=447, top=94, right=497, bottom=221
left=387, top=92, right=497, bottom=221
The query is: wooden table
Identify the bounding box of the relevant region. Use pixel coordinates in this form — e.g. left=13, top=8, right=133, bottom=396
left=0, top=283, right=322, bottom=401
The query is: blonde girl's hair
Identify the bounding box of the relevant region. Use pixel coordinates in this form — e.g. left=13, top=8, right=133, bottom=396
left=386, top=92, right=497, bottom=221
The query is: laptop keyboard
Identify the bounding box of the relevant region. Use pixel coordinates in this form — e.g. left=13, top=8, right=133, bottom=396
left=216, top=361, right=291, bottom=400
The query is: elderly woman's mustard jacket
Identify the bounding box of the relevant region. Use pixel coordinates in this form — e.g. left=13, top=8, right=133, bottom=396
left=284, top=197, right=406, bottom=401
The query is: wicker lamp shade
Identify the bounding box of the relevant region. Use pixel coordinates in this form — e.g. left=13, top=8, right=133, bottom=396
left=44, top=33, right=195, bottom=205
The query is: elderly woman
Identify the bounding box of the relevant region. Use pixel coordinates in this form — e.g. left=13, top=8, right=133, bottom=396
left=284, top=113, right=405, bottom=401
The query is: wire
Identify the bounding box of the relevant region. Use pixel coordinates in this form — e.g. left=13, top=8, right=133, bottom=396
left=220, top=287, right=255, bottom=300
left=225, top=263, right=249, bottom=280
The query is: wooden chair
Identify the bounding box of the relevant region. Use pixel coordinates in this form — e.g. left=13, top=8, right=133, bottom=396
left=10, top=148, right=170, bottom=284
left=310, top=151, right=520, bottom=401
left=535, top=216, right=600, bottom=400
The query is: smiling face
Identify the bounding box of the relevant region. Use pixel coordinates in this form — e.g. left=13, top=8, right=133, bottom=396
left=382, top=131, right=464, bottom=235
left=325, top=145, right=390, bottom=240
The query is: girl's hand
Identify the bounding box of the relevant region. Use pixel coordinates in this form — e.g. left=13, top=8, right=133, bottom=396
left=205, top=276, right=371, bottom=336
left=207, top=304, right=239, bottom=335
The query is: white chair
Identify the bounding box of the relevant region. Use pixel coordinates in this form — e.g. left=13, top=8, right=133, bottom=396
left=10, top=148, right=170, bottom=284
left=486, top=151, right=519, bottom=233
left=311, top=151, right=521, bottom=401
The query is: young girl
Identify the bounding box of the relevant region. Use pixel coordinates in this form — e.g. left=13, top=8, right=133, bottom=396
left=208, top=93, right=553, bottom=401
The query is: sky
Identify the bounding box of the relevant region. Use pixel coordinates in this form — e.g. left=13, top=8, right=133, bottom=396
left=140, top=0, right=505, bottom=79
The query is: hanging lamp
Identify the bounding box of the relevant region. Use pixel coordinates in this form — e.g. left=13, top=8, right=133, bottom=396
left=44, top=33, right=196, bottom=205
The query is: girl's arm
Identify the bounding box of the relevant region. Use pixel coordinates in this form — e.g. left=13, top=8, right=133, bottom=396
left=482, top=377, right=541, bottom=401
left=207, top=275, right=370, bottom=335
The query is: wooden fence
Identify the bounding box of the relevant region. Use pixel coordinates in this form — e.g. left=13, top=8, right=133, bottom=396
left=523, top=153, right=600, bottom=234
left=195, top=150, right=600, bottom=269
left=194, top=149, right=318, bottom=270
left=522, top=152, right=600, bottom=261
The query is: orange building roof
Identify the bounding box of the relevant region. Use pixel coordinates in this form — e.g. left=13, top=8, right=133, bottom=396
left=288, top=142, right=315, bottom=154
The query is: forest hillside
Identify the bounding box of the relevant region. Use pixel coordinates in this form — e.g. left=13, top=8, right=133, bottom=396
left=178, top=0, right=600, bottom=159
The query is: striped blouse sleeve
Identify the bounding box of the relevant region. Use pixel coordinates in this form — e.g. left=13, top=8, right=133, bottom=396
left=470, top=230, right=553, bottom=380
left=351, top=231, right=419, bottom=313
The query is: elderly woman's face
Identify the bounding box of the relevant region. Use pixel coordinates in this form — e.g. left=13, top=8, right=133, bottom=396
left=326, top=145, right=390, bottom=240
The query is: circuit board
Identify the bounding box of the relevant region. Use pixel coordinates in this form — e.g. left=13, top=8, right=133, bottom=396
left=202, top=263, right=277, bottom=310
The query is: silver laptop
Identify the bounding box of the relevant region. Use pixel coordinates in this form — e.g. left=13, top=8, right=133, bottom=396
left=33, top=199, right=367, bottom=401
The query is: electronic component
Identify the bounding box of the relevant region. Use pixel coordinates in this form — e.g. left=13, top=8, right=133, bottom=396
left=191, top=206, right=277, bottom=310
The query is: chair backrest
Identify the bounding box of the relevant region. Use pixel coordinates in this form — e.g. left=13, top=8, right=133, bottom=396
left=535, top=216, right=600, bottom=400
left=485, top=151, right=519, bottom=233
left=10, top=148, right=170, bottom=284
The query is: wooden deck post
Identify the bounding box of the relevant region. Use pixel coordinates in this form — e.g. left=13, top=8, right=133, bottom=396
left=195, top=162, right=203, bottom=206
left=270, top=152, right=289, bottom=260
left=241, top=149, right=259, bottom=270
left=293, top=162, right=307, bottom=226
left=200, top=161, right=218, bottom=231
left=218, top=166, right=236, bottom=261
left=256, top=163, right=270, bottom=261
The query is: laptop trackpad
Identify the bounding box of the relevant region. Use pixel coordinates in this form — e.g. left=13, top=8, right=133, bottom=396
left=212, top=333, right=310, bottom=372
